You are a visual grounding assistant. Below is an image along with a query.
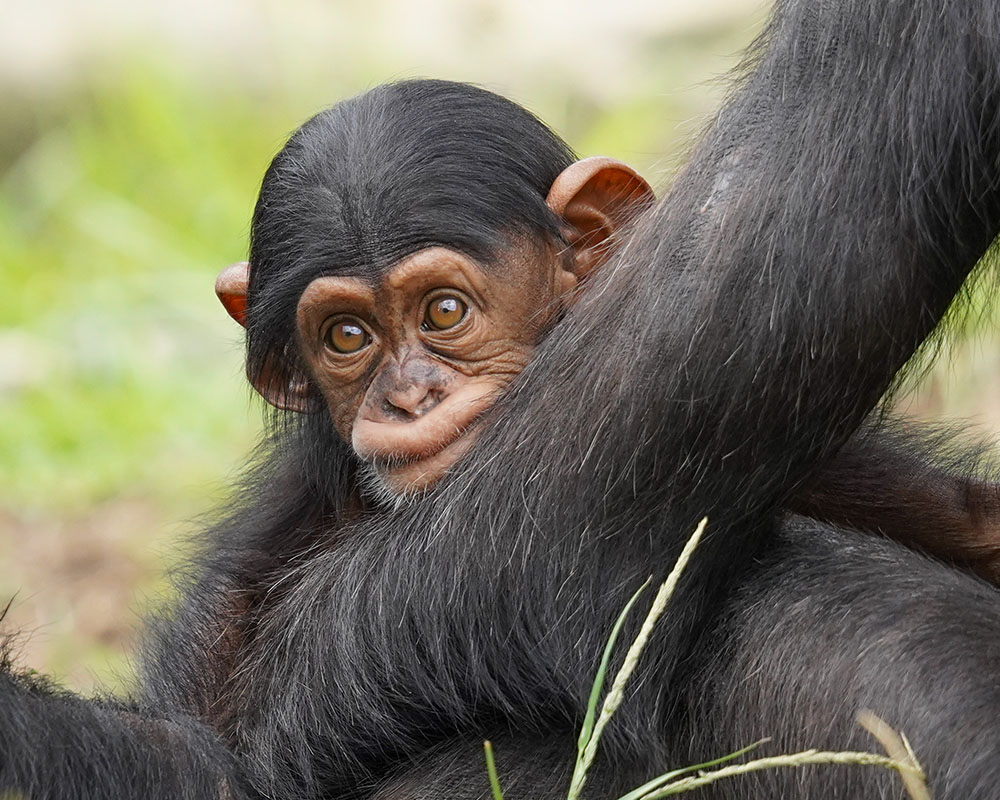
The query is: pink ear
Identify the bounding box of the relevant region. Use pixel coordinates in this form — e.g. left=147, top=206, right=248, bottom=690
left=545, top=157, right=654, bottom=220
left=215, top=262, right=250, bottom=327
left=545, top=158, right=655, bottom=280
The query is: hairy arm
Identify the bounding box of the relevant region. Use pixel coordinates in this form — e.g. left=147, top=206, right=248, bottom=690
left=0, top=651, right=248, bottom=800
left=790, top=429, right=1000, bottom=583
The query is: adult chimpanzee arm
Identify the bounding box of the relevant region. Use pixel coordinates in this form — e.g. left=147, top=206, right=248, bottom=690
left=790, top=427, right=1000, bottom=584
left=0, top=654, right=249, bottom=800
left=218, top=0, right=1000, bottom=794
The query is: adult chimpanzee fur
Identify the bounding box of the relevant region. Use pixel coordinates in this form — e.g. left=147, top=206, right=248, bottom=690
left=5, top=0, right=1000, bottom=797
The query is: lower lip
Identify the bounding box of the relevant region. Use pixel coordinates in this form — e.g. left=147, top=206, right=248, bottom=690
left=378, top=429, right=479, bottom=490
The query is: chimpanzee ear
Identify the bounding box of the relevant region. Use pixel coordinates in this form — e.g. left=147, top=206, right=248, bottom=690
left=545, top=157, right=655, bottom=280
left=215, top=262, right=312, bottom=413
left=215, top=261, right=250, bottom=327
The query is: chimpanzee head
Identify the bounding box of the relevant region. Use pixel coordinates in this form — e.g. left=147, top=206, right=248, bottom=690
left=216, top=80, right=652, bottom=497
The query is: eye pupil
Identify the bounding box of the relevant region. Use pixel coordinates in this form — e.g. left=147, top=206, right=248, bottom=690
left=426, top=295, right=467, bottom=330
left=328, top=320, right=370, bottom=354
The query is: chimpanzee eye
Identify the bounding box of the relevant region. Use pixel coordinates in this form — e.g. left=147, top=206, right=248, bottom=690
left=325, top=318, right=371, bottom=354
left=424, top=295, right=468, bottom=331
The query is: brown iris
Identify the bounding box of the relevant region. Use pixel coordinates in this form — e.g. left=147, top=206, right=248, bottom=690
left=326, top=318, right=371, bottom=354
left=424, top=294, right=468, bottom=331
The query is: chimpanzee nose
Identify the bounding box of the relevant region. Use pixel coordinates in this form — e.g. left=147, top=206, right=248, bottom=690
left=372, top=352, right=453, bottom=421
left=383, top=383, right=442, bottom=418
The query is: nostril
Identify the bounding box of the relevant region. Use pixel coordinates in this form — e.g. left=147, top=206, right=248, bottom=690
left=413, top=387, right=443, bottom=416
left=381, top=396, right=412, bottom=421
left=384, top=384, right=442, bottom=418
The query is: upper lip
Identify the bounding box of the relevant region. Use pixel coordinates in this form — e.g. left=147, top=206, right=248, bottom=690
left=352, top=384, right=496, bottom=468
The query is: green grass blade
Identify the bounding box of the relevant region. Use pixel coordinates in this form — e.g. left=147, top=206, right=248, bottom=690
left=576, top=578, right=651, bottom=755
left=615, top=740, right=769, bottom=800
left=483, top=740, right=505, bottom=800
left=630, top=750, right=927, bottom=799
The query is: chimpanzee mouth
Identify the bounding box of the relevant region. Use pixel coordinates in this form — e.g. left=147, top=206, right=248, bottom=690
left=366, top=414, right=487, bottom=474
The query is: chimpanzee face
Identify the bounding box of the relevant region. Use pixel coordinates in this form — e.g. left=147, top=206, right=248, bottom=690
left=295, top=243, right=574, bottom=495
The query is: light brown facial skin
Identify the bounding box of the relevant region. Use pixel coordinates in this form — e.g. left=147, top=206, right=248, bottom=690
left=295, top=244, right=576, bottom=493
left=216, top=156, right=654, bottom=498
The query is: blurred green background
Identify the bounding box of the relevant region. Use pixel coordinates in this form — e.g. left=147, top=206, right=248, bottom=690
left=2, top=0, right=999, bottom=694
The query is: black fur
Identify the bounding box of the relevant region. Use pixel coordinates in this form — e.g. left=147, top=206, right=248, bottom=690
left=5, top=0, right=1000, bottom=798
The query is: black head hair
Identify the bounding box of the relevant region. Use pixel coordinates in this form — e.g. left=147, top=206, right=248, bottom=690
left=245, top=79, right=576, bottom=410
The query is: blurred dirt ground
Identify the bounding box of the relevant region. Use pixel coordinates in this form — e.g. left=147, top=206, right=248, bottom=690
left=0, top=501, right=163, bottom=691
